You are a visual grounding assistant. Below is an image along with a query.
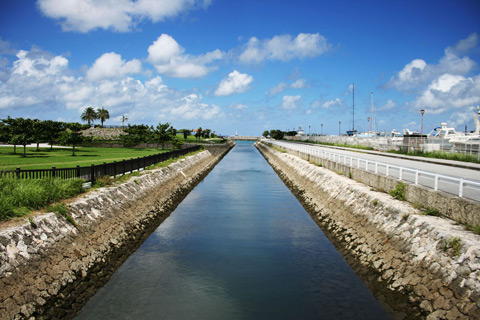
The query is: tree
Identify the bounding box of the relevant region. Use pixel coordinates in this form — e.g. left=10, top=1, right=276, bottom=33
left=9, top=118, right=35, bottom=157
left=270, top=129, right=284, bottom=140
left=262, top=130, right=270, bottom=138
left=204, top=129, right=211, bottom=139
left=121, top=124, right=153, bottom=147
left=97, top=107, right=110, bottom=128
left=155, top=122, right=173, bottom=149
left=170, top=136, right=184, bottom=150
left=121, top=115, right=128, bottom=128
left=81, top=107, right=97, bottom=126
left=59, top=122, right=84, bottom=156
left=195, top=127, right=203, bottom=140
left=178, top=129, right=190, bottom=140
left=0, top=118, right=13, bottom=152
left=32, top=120, right=49, bottom=151
left=43, top=120, right=65, bottom=150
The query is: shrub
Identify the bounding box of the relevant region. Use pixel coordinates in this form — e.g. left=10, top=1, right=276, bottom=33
left=93, top=175, right=114, bottom=188
left=0, top=178, right=85, bottom=220
left=444, top=237, right=462, bottom=256
left=47, top=203, right=77, bottom=227
left=425, top=207, right=441, bottom=217
left=389, top=182, right=406, bottom=201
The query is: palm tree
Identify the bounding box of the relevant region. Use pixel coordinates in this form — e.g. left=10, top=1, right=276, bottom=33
left=97, top=107, right=110, bottom=128
left=121, top=114, right=128, bottom=128
left=81, top=107, right=97, bottom=126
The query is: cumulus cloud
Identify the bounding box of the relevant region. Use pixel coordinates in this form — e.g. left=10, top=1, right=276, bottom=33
left=239, top=33, right=331, bottom=64
left=148, top=34, right=224, bottom=78
left=281, top=95, right=302, bottom=110
left=0, top=48, right=223, bottom=123
left=37, top=0, right=211, bottom=33
left=169, top=94, right=224, bottom=120
left=268, top=78, right=308, bottom=96
left=309, top=97, right=348, bottom=111
left=386, top=33, right=478, bottom=91
left=385, top=33, right=480, bottom=118
left=214, top=70, right=253, bottom=96
left=412, top=74, right=480, bottom=114
left=321, top=98, right=343, bottom=109
left=86, top=52, right=141, bottom=80
left=377, top=99, right=397, bottom=112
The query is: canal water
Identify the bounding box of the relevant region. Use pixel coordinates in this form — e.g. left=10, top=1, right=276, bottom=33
left=75, top=141, right=390, bottom=320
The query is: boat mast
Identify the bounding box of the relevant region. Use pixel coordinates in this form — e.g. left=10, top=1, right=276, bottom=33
left=352, top=83, right=355, bottom=131
left=371, top=92, right=374, bottom=133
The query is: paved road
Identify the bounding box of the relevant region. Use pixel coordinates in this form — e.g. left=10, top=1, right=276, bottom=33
left=268, top=140, right=480, bottom=201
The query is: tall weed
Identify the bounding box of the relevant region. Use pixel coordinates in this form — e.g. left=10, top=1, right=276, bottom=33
left=0, top=178, right=85, bottom=220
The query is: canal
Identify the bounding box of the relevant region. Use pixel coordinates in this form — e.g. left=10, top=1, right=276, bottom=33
left=75, top=141, right=390, bottom=320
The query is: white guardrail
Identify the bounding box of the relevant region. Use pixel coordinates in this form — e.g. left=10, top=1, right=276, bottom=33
left=266, top=140, right=480, bottom=202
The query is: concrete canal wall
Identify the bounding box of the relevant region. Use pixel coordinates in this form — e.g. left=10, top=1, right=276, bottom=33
left=256, top=142, right=480, bottom=320
left=0, top=143, right=234, bottom=319
left=266, top=141, right=480, bottom=228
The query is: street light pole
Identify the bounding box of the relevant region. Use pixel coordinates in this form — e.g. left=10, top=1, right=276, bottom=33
left=309, top=125, right=311, bottom=136
left=420, top=109, right=425, bottom=149
left=321, top=123, right=323, bottom=135
left=339, top=121, right=341, bottom=136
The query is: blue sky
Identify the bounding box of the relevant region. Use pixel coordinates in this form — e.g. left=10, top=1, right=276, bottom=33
left=0, top=0, right=479, bottom=136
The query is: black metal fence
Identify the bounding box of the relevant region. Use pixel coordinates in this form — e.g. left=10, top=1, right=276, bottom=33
left=0, top=146, right=201, bottom=183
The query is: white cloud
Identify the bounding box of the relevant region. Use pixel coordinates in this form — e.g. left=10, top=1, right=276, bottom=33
left=239, top=33, right=331, bottom=64
left=385, top=33, right=480, bottom=118
left=148, top=34, right=224, bottom=78
left=387, top=33, right=477, bottom=91
left=37, top=0, right=211, bottom=33
left=291, top=79, right=308, bottom=89
left=0, top=48, right=223, bottom=123
left=170, top=94, right=223, bottom=120
left=412, top=74, right=480, bottom=114
left=322, top=98, right=342, bottom=109
left=229, top=103, right=248, bottom=110
left=12, top=50, right=68, bottom=77
left=268, top=79, right=308, bottom=96
left=215, top=70, right=253, bottom=96
left=377, top=99, right=397, bottom=111
left=281, top=95, right=302, bottom=110
left=86, top=52, right=141, bottom=81
left=268, top=82, right=288, bottom=95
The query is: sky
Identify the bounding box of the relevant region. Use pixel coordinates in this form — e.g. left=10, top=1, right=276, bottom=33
left=0, top=0, right=479, bottom=136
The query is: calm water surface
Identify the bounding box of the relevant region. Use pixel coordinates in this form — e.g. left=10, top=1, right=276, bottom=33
left=75, top=141, right=390, bottom=320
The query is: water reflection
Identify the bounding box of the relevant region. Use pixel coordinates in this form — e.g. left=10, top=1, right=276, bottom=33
left=76, top=141, right=390, bottom=320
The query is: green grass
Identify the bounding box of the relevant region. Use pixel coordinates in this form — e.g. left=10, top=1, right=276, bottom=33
left=0, top=178, right=85, bottom=220
left=0, top=146, right=171, bottom=170
left=388, top=150, right=480, bottom=164
left=444, top=237, right=462, bottom=256
left=0, top=147, right=205, bottom=221
left=389, top=182, right=406, bottom=201
left=296, top=140, right=374, bottom=151
left=47, top=203, right=77, bottom=227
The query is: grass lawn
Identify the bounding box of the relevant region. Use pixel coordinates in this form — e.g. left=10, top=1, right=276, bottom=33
left=0, top=146, right=171, bottom=170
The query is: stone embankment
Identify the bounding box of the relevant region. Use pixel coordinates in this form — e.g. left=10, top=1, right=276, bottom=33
left=256, top=142, right=480, bottom=320
left=267, top=141, right=480, bottom=227
left=0, top=142, right=234, bottom=319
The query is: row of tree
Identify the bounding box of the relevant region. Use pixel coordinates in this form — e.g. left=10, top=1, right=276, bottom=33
left=262, top=130, right=285, bottom=140
left=121, top=124, right=215, bottom=148
left=0, top=117, right=218, bottom=157
left=0, top=118, right=89, bottom=156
